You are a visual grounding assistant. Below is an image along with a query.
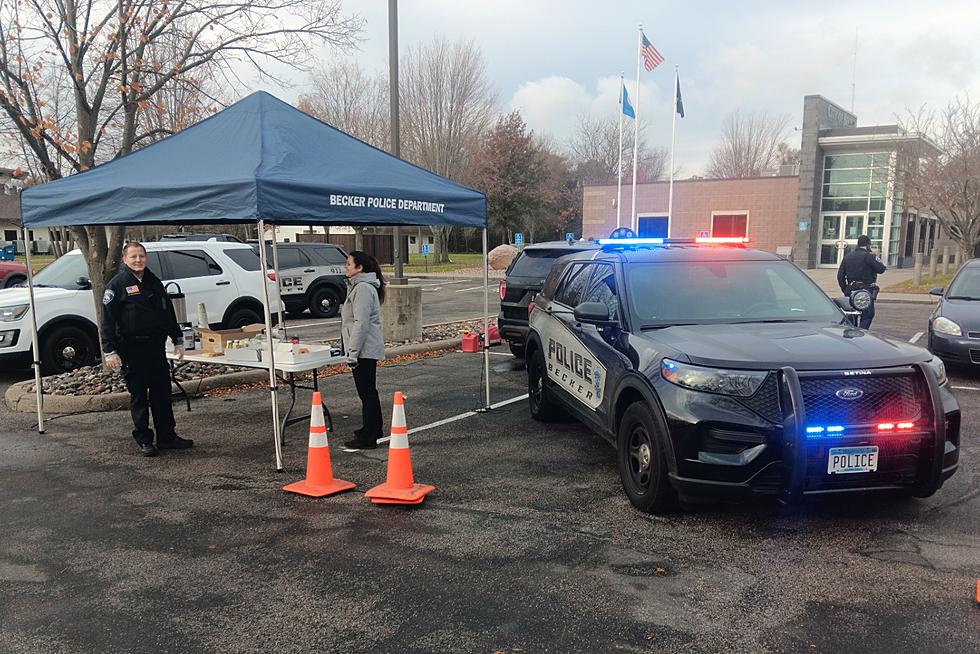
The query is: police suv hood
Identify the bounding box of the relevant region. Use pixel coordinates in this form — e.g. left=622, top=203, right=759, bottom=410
left=639, top=321, right=932, bottom=371
left=0, top=286, right=75, bottom=307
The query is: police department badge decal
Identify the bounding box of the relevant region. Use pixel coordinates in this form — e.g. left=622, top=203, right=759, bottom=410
left=102, top=289, right=114, bottom=305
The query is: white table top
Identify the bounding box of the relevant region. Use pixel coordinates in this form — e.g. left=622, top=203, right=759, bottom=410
left=167, top=348, right=347, bottom=373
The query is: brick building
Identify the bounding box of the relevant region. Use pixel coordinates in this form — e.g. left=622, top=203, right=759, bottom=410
left=582, top=95, right=952, bottom=269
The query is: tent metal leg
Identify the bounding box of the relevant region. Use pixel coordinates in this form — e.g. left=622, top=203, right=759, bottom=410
left=258, top=219, right=284, bottom=471
left=482, top=228, right=491, bottom=409
left=21, top=228, right=44, bottom=433
left=269, top=224, right=286, bottom=340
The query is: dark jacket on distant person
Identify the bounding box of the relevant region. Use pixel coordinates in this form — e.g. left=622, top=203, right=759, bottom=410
left=837, top=248, right=886, bottom=294
left=100, top=266, right=183, bottom=354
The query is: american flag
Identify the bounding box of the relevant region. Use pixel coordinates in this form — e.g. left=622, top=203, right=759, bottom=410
left=641, top=33, right=664, bottom=71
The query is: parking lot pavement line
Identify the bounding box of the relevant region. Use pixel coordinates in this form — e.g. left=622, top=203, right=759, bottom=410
left=454, top=285, right=490, bottom=293
left=370, top=393, right=530, bottom=444
left=951, top=386, right=980, bottom=391
left=909, top=331, right=923, bottom=343
left=488, top=351, right=514, bottom=357
left=284, top=319, right=341, bottom=329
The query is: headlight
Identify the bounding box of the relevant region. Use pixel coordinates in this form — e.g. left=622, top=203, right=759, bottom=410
left=0, top=304, right=28, bottom=322
left=927, top=356, right=947, bottom=386
left=932, top=316, right=962, bottom=337
left=661, top=358, right=768, bottom=397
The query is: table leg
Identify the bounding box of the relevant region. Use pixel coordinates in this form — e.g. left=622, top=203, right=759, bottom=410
left=169, top=361, right=192, bottom=413
left=280, top=371, right=297, bottom=445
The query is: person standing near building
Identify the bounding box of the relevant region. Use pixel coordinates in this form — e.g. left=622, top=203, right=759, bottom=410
left=837, top=234, right=886, bottom=329
left=340, top=250, right=386, bottom=450
left=102, top=242, right=193, bottom=456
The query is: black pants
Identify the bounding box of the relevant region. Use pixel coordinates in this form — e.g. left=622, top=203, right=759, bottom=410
left=121, top=339, right=177, bottom=445
left=352, top=358, right=383, bottom=443
left=859, top=288, right=879, bottom=329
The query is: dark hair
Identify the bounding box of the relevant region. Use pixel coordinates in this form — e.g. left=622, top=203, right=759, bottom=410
left=348, top=250, right=386, bottom=304
left=857, top=235, right=871, bottom=248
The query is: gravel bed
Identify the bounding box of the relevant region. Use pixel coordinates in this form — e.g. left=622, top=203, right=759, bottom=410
left=29, top=319, right=486, bottom=396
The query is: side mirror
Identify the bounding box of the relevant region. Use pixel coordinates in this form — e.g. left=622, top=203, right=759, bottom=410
left=574, top=301, right=611, bottom=324
left=76, top=276, right=92, bottom=290
left=929, top=287, right=944, bottom=297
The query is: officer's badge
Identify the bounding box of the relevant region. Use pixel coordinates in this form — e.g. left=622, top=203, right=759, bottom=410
left=593, top=369, right=602, bottom=399
left=125, top=285, right=140, bottom=295
left=102, top=289, right=114, bottom=305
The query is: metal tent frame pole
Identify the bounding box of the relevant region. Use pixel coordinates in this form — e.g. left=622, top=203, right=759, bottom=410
left=22, top=227, right=44, bottom=433
left=269, top=225, right=286, bottom=340
left=482, top=228, right=491, bottom=409
left=257, top=219, right=283, bottom=471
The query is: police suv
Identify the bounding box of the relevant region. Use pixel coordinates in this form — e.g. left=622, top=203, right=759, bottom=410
left=254, top=243, right=348, bottom=318
left=526, top=234, right=960, bottom=513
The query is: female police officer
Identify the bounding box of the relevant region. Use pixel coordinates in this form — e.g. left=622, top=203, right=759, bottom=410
left=101, top=242, right=193, bottom=456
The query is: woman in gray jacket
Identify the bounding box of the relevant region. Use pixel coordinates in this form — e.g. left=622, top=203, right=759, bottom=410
left=340, top=251, right=387, bottom=449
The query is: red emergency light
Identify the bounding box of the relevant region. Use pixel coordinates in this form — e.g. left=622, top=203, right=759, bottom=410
left=694, top=237, right=750, bottom=244
left=877, top=422, right=915, bottom=431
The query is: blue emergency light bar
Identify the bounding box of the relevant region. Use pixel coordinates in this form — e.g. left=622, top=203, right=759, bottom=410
left=597, top=236, right=749, bottom=246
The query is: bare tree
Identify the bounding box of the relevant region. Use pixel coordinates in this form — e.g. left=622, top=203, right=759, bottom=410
left=400, top=38, right=495, bottom=263
left=899, top=98, right=980, bottom=261
left=0, top=0, right=362, bottom=349
left=298, top=60, right=388, bottom=250
left=567, top=114, right=666, bottom=185
left=705, top=110, right=791, bottom=178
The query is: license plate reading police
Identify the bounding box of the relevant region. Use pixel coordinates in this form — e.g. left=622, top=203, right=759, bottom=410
left=827, top=446, right=879, bottom=474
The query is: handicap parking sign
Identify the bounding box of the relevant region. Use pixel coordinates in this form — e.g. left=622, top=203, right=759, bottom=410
left=421, top=244, right=429, bottom=256
left=698, top=230, right=709, bottom=238
left=515, top=233, right=523, bottom=246
left=565, top=232, right=575, bottom=241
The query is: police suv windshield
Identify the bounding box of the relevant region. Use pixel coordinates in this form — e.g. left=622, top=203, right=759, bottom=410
left=626, top=259, right=842, bottom=327
left=31, top=252, right=89, bottom=288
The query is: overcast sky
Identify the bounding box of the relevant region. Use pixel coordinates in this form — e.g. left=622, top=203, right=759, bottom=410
left=263, top=0, right=973, bottom=177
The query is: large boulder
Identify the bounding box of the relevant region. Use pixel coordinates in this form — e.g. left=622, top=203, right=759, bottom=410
left=488, top=244, right=518, bottom=271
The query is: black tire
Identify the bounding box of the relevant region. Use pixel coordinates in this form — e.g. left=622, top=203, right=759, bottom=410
left=224, top=306, right=262, bottom=329
left=41, top=324, right=98, bottom=376
left=616, top=402, right=677, bottom=514
left=508, top=341, right=526, bottom=359
left=3, top=274, right=26, bottom=288
left=309, top=286, right=341, bottom=319
left=527, top=347, right=561, bottom=421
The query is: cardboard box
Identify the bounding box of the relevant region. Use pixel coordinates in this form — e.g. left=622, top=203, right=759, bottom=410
left=198, top=327, right=247, bottom=354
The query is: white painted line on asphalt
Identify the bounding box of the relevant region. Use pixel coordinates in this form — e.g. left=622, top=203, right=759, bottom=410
left=909, top=331, right=923, bottom=343
left=455, top=284, right=496, bottom=293
left=369, top=393, right=530, bottom=444
left=951, top=386, right=980, bottom=391
left=488, top=351, right=514, bottom=357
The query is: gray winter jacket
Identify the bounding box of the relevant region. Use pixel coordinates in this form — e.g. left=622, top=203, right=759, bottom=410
left=340, top=272, right=385, bottom=362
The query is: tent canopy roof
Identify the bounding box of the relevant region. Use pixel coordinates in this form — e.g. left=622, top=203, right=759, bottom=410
left=21, top=91, right=486, bottom=229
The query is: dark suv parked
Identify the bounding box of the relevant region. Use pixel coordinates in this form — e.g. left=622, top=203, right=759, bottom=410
left=498, top=240, right=598, bottom=357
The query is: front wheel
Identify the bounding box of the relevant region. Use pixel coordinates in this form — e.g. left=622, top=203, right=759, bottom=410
left=3, top=274, right=26, bottom=288
left=224, top=306, right=262, bottom=329
left=309, top=287, right=340, bottom=319
left=616, top=402, right=677, bottom=514
left=527, top=347, right=561, bottom=421
left=41, top=324, right=98, bottom=376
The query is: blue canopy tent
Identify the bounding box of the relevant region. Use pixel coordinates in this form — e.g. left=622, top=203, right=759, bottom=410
left=20, top=91, right=491, bottom=469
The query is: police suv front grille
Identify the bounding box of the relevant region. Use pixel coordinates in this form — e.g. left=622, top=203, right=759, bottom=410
left=737, top=374, right=781, bottom=424
left=799, top=374, right=924, bottom=426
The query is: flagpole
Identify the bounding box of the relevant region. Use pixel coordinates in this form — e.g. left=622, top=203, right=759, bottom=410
left=617, top=72, right=625, bottom=229
left=631, top=25, right=642, bottom=233
left=667, top=64, right=678, bottom=237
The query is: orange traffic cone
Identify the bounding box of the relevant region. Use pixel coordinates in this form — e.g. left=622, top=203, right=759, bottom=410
left=283, top=392, right=355, bottom=497
left=365, top=392, right=435, bottom=505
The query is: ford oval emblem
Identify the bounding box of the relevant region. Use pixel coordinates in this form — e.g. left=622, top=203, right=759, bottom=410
left=835, top=387, right=864, bottom=400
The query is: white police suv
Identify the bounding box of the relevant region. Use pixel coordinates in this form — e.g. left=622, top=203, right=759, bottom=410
left=0, top=241, right=280, bottom=375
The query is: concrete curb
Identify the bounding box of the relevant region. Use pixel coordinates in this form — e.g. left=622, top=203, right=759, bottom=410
left=4, top=338, right=463, bottom=414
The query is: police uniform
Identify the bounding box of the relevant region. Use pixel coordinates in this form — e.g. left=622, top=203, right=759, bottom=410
left=100, top=265, right=185, bottom=447
left=837, top=247, right=886, bottom=329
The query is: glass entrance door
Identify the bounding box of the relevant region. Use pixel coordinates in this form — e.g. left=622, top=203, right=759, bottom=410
left=818, top=214, right=866, bottom=267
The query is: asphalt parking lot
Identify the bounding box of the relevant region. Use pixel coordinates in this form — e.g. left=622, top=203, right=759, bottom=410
left=0, top=302, right=977, bottom=653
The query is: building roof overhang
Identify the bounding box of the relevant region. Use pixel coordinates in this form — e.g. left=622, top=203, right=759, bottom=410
left=817, top=132, right=942, bottom=157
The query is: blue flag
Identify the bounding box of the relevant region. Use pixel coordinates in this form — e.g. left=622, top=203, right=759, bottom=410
left=622, top=84, right=635, bottom=119
left=675, top=75, right=685, bottom=118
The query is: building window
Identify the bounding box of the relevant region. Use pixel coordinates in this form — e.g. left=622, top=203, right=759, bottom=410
left=409, top=236, right=416, bottom=244
left=711, top=213, right=748, bottom=238
left=3, top=230, right=16, bottom=242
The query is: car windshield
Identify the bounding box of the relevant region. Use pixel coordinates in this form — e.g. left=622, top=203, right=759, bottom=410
left=626, top=259, right=842, bottom=326
left=511, top=250, right=578, bottom=278
left=946, top=267, right=980, bottom=299
left=31, top=252, right=89, bottom=289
